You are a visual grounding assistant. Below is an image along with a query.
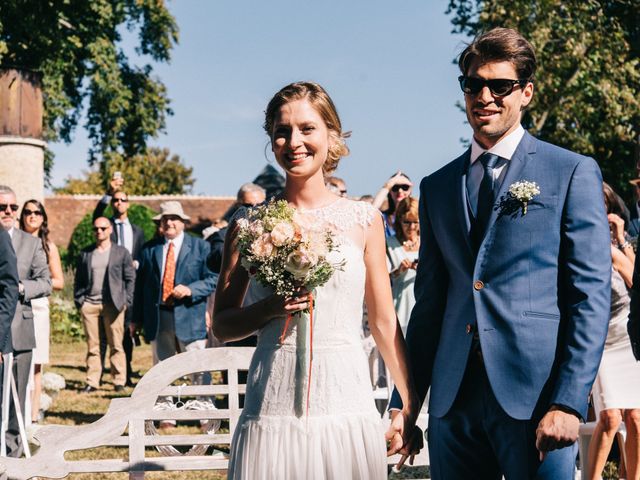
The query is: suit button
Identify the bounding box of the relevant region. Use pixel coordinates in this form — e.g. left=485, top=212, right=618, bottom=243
left=473, top=280, right=485, bottom=291
left=465, top=324, right=472, bottom=334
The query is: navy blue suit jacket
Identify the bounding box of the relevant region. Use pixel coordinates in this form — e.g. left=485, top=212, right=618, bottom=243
left=133, top=234, right=216, bottom=344
left=395, top=132, right=611, bottom=421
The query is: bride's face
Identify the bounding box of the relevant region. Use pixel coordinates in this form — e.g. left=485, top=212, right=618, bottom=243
left=271, top=99, right=331, bottom=178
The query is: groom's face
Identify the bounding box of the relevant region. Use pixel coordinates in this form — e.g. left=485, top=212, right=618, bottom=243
left=464, top=60, right=533, bottom=149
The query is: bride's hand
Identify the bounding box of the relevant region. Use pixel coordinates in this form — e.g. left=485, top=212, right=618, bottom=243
left=260, top=290, right=312, bottom=318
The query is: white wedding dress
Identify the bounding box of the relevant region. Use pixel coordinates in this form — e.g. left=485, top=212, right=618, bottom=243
left=228, top=198, right=386, bottom=480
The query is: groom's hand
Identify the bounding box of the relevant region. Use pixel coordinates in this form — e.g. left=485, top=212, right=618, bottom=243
left=535, top=405, right=580, bottom=461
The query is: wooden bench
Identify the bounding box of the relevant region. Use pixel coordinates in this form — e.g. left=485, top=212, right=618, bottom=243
left=0, top=346, right=429, bottom=479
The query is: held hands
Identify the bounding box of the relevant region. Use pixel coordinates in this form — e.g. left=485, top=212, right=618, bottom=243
left=386, top=408, right=423, bottom=469
left=535, top=406, right=580, bottom=461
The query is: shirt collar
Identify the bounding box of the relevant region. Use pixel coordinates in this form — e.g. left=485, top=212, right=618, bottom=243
left=7, top=226, right=14, bottom=238
left=470, top=125, right=525, bottom=165
left=114, top=217, right=130, bottom=225
left=164, top=232, right=185, bottom=248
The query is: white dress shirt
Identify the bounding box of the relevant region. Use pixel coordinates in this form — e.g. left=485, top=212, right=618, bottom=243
left=160, top=232, right=185, bottom=280
left=114, top=218, right=134, bottom=254
left=467, top=125, right=525, bottom=216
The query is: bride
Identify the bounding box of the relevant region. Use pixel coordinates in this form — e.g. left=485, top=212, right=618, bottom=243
left=213, top=81, right=420, bottom=479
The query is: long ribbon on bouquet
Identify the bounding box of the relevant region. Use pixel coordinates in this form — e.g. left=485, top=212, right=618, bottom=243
left=279, top=292, right=314, bottom=416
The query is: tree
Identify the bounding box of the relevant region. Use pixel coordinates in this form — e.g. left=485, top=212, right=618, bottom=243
left=0, top=0, right=178, bottom=181
left=55, top=147, right=195, bottom=195
left=447, top=0, right=640, bottom=199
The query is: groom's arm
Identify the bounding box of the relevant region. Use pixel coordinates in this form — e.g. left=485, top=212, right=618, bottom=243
left=551, top=157, right=611, bottom=419
left=390, top=177, right=448, bottom=409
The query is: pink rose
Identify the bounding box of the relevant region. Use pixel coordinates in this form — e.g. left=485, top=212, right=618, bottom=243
left=284, top=248, right=318, bottom=280
left=270, top=221, right=295, bottom=247
left=251, top=233, right=274, bottom=258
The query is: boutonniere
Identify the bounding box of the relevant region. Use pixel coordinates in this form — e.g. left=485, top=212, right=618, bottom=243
left=497, top=180, right=540, bottom=217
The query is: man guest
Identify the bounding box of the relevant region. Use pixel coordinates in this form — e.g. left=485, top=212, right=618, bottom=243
left=133, top=201, right=216, bottom=368
left=0, top=185, right=51, bottom=457
left=74, top=217, right=135, bottom=393
left=390, top=28, right=611, bottom=479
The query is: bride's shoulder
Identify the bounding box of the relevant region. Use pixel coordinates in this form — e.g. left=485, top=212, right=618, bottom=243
left=336, top=198, right=381, bottom=228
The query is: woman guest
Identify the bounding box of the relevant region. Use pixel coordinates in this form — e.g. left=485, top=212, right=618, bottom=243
left=20, top=199, right=64, bottom=423
left=372, top=171, right=413, bottom=237
left=387, top=197, right=419, bottom=335
left=214, top=82, right=421, bottom=479
left=587, top=183, right=640, bottom=480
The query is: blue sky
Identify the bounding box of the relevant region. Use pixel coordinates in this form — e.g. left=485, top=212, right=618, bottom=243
left=49, top=1, right=471, bottom=197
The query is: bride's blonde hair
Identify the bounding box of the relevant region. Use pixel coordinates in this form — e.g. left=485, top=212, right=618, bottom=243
left=264, top=81, right=350, bottom=175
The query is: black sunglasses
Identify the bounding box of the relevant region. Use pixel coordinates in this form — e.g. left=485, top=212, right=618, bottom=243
left=458, top=76, right=529, bottom=97
left=23, top=209, right=43, bottom=217
left=0, top=204, right=19, bottom=213
left=391, top=184, right=411, bottom=193
left=112, top=198, right=128, bottom=203
left=93, top=226, right=110, bottom=232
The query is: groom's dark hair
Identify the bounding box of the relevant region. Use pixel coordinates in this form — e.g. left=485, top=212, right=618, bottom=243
left=458, top=27, right=537, bottom=81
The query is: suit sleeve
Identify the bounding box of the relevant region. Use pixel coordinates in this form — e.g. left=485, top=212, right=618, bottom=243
left=390, top=177, right=449, bottom=409
left=206, top=228, right=226, bottom=274
left=551, top=157, right=611, bottom=419
left=628, top=251, right=640, bottom=360
left=92, top=195, right=110, bottom=221
left=187, top=241, right=217, bottom=303
left=0, top=230, right=19, bottom=352
left=22, top=240, right=52, bottom=302
left=122, top=250, right=136, bottom=308
left=132, top=248, right=149, bottom=327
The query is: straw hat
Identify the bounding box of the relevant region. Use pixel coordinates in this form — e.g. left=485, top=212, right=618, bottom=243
left=152, top=201, right=191, bottom=221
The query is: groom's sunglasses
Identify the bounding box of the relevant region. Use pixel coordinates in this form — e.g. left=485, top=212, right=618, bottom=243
left=458, top=76, right=529, bottom=97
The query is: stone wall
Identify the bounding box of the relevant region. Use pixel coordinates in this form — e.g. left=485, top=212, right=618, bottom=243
left=0, top=137, right=46, bottom=202
left=45, top=194, right=235, bottom=247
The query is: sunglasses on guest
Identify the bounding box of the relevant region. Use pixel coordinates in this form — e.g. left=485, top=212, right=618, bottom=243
left=23, top=208, right=43, bottom=217
left=402, top=220, right=419, bottom=226
left=0, top=204, right=19, bottom=213
left=391, top=184, right=411, bottom=193
left=112, top=197, right=128, bottom=203
left=458, top=76, right=529, bottom=97
left=93, top=226, right=110, bottom=232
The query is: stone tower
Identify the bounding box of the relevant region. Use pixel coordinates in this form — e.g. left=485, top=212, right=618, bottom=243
left=0, top=68, right=46, bottom=203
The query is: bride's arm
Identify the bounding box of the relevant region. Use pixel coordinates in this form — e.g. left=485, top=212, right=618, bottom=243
left=212, top=221, right=310, bottom=342
left=364, top=214, right=419, bottom=421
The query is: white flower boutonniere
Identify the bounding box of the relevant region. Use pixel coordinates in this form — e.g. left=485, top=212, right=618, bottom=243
left=507, top=181, right=540, bottom=215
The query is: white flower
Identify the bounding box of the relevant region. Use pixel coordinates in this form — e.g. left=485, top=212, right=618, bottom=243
left=39, top=392, right=53, bottom=412
left=42, top=372, right=66, bottom=392
left=250, top=233, right=274, bottom=258
left=236, top=218, right=250, bottom=230
left=508, top=180, right=540, bottom=215
left=270, top=222, right=295, bottom=247
left=284, top=248, right=319, bottom=280
left=248, top=220, right=264, bottom=237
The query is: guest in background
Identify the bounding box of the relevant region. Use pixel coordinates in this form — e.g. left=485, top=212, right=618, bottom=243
left=325, top=176, right=348, bottom=197
left=372, top=171, right=413, bottom=237
left=588, top=183, right=640, bottom=480
left=93, top=175, right=145, bottom=386
left=206, top=183, right=266, bottom=274
left=74, top=217, right=135, bottom=393
left=386, top=197, right=420, bottom=336
left=0, top=185, right=51, bottom=457
left=19, top=199, right=64, bottom=423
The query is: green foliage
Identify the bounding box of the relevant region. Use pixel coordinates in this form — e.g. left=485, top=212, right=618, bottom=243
left=55, top=147, right=195, bottom=195
left=447, top=0, right=640, bottom=200
left=0, top=0, right=178, bottom=183
left=64, top=203, right=157, bottom=269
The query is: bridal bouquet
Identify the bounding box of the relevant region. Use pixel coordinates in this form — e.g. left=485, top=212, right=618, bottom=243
left=236, top=199, right=343, bottom=298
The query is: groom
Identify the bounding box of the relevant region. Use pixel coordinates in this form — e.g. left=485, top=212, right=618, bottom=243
left=391, top=28, right=611, bottom=479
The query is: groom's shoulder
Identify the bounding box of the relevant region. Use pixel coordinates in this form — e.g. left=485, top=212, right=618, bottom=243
left=530, top=134, right=593, bottom=168
left=419, top=152, right=467, bottom=191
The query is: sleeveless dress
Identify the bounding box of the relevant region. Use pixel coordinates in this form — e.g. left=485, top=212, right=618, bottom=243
left=591, top=267, right=640, bottom=413
left=227, top=198, right=386, bottom=480
left=386, top=235, right=418, bottom=336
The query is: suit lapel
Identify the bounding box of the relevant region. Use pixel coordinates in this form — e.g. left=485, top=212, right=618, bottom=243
left=176, top=235, right=192, bottom=280
left=456, top=149, right=474, bottom=257
left=484, top=132, right=537, bottom=233
left=154, top=242, right=164, bottom=277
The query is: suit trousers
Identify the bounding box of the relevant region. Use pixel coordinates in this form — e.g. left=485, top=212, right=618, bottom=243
left=81, top=302, right=126, bottom=388
left=0, top=349, right=33, bottom=457
left=427, top=354, right=577, bottom=480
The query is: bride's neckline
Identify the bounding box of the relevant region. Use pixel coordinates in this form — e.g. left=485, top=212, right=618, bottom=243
left=287, top=196, right=344, bottom=213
